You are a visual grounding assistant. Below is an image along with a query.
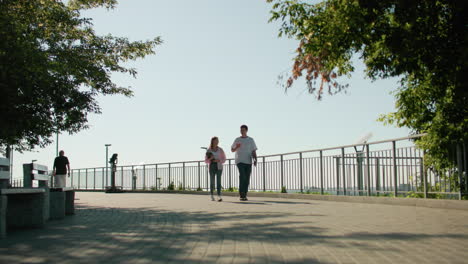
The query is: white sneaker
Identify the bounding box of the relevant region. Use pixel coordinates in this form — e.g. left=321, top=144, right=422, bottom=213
left=217, top=195, right=222, bottom=202
left=211, top=195, right=215, bottom=201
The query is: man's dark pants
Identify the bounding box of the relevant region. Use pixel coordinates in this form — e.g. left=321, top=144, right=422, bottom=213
left=237, top=163, right=252, bottom=198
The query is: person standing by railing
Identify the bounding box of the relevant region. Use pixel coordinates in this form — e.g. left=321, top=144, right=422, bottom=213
left=53, top=150, right=70, bottom=187
left=205, top=137, right=226, bottom=201
left=231, top=125, right=257, bottom=201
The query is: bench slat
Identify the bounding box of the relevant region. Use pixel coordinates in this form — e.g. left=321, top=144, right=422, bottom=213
left=0, top=158, right=9, bottom=167
left=51, top=187, right=74, bottom=192
left=0, top=171, right=9, bottom=179
left=32, top=174, right=49, bottom=181
left=0, top=188, right=45, bottom=194
left=32, top=163, right=48, bottom=172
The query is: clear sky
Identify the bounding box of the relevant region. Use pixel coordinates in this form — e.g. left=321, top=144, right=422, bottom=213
left=11, top=0, right=410, bottom=177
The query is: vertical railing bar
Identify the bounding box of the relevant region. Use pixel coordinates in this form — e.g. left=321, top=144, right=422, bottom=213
left=155, top=164, right=158, bottom=190
left=183, top=162, right=186, bottom=190
left=341, top=148, right=346, bottom=195
left=93, top=168, right=96, bottom=190
left=168, top=163, right=171, bottom=189
left=336, top=156, right=340, bottom=195
left=280, top=155, right=284, bottom=191
left=376, top=157, right=380, bottom=196
left=197, top=161, right=200, bottom=190
left=205, top=164, right=208, bottom=191
left=78, top=169, right=81, bottom=190
left=392, top=141, right=398, bottom=197
left=457, top=144, right=463, bottom=200
left=366, top=144, right=371, bottom=196
left=464, top=141, right=468, bottom=195
left=143, top=165, right=146, bottom=190
left=299, top=153, right=303, bottom=193
left=120, top=166, right=125, bottom=189
left=319, top=150, right=324, bottom=195
left=228, top=159, right=232, bottom=190
left=262, top=157, right=266, bottom=192
left=70, top=169, right=73, bottom=189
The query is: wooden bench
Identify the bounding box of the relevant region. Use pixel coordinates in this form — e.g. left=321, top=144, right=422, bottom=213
left=23, top=163, right=75, bottom=220
left=50, top=187, right=75, bottom=218
left=1, top=159, right=48, bottom=238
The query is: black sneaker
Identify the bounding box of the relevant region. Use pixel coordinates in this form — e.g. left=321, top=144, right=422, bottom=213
left=244, top=197, right=248, bottom=201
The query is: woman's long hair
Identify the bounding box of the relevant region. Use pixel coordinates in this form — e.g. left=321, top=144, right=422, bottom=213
left=209, top=136, right=218, bottom=150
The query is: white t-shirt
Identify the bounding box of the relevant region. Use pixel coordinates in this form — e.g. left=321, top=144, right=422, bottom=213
left=231, top=136, right=257, bottom=164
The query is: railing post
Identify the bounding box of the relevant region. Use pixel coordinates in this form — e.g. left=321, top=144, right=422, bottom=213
left=132, top=165, right=135, bottom=190
left=121, top=166, right=124, bottom=189
left=229, top=160, right=232, bottom=190
left=457, top=144, right=463, bottom=200
left=143, top=165, right=146, bottom=190
left=320, top=151, right=324, bottom=195
left=262, top=157, right=266, bottom=192
left=102, top=168, right=104, bottom=190
left=335, top=157, right=340, bottom=195
left=182, top=162, right=186, bottom=190
left=464, top=142, right=467, bottom=195
left=341, top=148, right=346, bottom=195
left=300, top=153, right=304, bottom=193
left=366, top=144, right=371, bottom=196
left=420, top=155, right=427, bottom=199
left=78, top=169, right=81, bottom=189
left=155, top=164, right=158, bottom=190
left=280, top=155, right=284, bottom=190
left=376, top=158, right=380, bottom=196
left=94, top=168, right=96, bottom=190
left=197, top=162, right=201, bottom=190
left=205, top=164, right=208, bottom=191
left=168, top=163, right=171, bottom=188
left=85, top=168, right=88, bottom=190
left=392, top=141, right=398, bottom=197
left=70, top=169, right=74, bottom=188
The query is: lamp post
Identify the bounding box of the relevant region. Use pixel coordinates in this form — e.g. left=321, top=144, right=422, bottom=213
left=105, top=144, right=111, bottom=187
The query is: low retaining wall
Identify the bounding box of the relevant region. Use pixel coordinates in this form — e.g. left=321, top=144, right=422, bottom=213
left=75, top=189, right=468, bottom=211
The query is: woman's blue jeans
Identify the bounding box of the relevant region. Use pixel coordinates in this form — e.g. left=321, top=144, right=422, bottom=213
left=209, top=163, right=222, bottom=196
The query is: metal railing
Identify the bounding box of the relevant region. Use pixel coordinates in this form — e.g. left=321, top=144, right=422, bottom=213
left=32, top=134, right=467, bottom=199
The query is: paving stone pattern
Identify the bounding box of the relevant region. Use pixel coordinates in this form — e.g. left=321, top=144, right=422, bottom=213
left=1, top=192, right=468, bottom=264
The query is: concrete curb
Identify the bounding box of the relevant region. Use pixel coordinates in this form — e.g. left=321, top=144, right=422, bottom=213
left=75, top=189, right=468, bottom=211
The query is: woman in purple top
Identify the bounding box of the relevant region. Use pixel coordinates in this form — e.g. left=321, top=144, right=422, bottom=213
left=205, top=137, right=226, bottom=201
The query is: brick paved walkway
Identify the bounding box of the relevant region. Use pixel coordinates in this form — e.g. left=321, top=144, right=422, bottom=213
left=1, top=192, right=468, bottom=264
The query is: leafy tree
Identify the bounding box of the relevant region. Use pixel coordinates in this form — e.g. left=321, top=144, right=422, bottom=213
left=268, top=0, right=467, bottom=169
left=0, top=0, right=162, bottom=152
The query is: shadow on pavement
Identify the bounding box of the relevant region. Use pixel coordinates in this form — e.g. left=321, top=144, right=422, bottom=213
left=0, top=200, right=466, bottom=264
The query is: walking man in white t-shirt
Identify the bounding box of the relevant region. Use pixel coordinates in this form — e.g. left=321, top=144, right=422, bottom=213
left=231, top=124, right=257, bottom=201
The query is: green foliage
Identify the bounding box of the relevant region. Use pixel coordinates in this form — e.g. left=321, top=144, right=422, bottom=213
left=0, top=0, right=162, bottom=151
left=167, top=181, right=175, bottom=191
left=305, top=190, right=330, bottom=195
left=268, top=0, right=467, bottom=170
left=196, top=187, right=203, bottom=191
left=281, top=186, right=287, bottom=193
left=177, top=182, right=185, bottom=191
left=226, top=187, right=238, bottom=192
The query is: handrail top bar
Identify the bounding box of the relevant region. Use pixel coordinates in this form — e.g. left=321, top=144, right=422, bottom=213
left=262, top=133, right=426, bottom=158
left=72, top=133, right=426, bottom=170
